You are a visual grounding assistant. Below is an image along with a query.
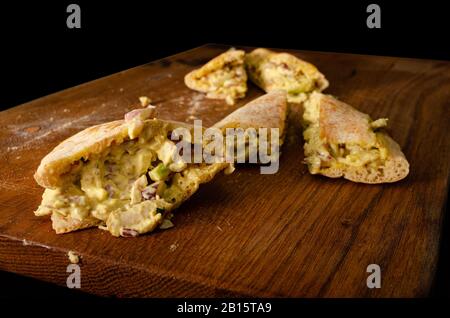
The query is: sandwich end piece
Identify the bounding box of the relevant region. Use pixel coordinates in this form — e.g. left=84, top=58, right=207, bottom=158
left=302, top=93, right=409, bottom=184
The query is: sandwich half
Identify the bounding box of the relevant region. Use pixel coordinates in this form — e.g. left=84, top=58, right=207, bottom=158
left=34, top=107, right=231, bottom=237
left=214, top=90, right=288, bottom=164
left=245, top=48, right=328, bottom=103
left=184, top=48, right=247, bottom=105
left=302, top=92, right=409, bottom=183
left=214, top=90, right=288, bottom=145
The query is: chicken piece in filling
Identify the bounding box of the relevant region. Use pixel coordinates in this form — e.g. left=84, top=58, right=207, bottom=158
left=246, top=48, right=328, bottom=103
left=302, top=92, right=390, bottom=175
left=184, top=49, right=248, bottom=105
left=35, top=125, right=223, bottom=237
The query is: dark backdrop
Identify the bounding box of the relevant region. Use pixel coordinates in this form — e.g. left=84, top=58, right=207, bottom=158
left=0, top=0, right=448, bottom=300
left=0, top=1, right=449, bottom=110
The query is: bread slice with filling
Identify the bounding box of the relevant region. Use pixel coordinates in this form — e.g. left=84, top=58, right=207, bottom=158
left=184, top=48, right=247, bottom=105
left=34, top=107, right=230, bottom=236
left=245, top=48, right=328, bottom=103
left=302, top=92, right=409, bottom=183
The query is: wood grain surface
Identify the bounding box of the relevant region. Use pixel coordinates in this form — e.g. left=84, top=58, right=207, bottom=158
left=0, top=44, right=449, bottom=297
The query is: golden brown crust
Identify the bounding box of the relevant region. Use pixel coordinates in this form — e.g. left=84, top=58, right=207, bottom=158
left=320, top=134, right=410, bottom=183
left=34, top=120, right=129, bottom=189
left=51, top=212, right=101, bottom=234
left=318, top=94, right=375, bottom=145
left=303, top=93, right=409, bottom=184
left=34, top=117, right=195, bottom=189
left=34, top=111, right=231, bottom=235
left=185, top=49, right=245, bottom=84
left=342, top=134, right=409, bottom=183
left=184, top=48, right=247, bottom=104
left=245, top=48, right=328, bottom=103
left=213, top=90, right=288, bottom=143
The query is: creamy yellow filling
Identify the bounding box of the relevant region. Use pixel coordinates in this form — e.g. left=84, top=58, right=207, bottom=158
left=262, top=63, right=316, bottom=95
left=303, top=100, right=389, bottom=174
left=199, top=64, right=247, bottom=104
left=304, top=123, right=389, bottom=174
left=35, top=132, right=197, bottom=236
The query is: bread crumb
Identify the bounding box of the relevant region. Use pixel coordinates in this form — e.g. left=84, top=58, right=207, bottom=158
left=159, top=219, right=174, bottom=230
left=224, top=164, right=235, bottom=175
left=169, top=243, right=178, bottom=252
left=225, top=95, right=235, bottom=105
left=186, top=115, right=199, bottom=121
left=139, top=96, right=152, bottom=107
left=68, top=251, right=80, bottom=264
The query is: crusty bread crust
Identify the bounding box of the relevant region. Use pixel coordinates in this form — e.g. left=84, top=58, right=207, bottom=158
left=184, top=49, right=246, bottom=93
left=34, top=120, right=129, bottom=189
left=304, top=93, right=409, bottom=184
left=51, top=212, right=101, bottom=234
left=213, top=90, right=288, bottom=140
left=318, top=93, right=376, bottom=145
left=34, top=116, right=229, bottom=234
left=245, top=48, right=329, bottom=103
left=321, top=134, right=410, bottom=183
left=34, top=118, right=195, bottom=189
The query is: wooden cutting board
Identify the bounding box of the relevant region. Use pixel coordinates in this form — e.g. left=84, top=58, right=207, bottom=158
left=0, top=44, right=449, bottom=297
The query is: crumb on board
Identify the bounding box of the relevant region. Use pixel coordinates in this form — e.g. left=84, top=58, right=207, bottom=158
left=169, top=243, right=178, bottom=252
left=68, top=251, right=80, bottom=264
left=159, top=219, right=174, bottom=230
left=139, top=96, right=152, bottom=107
left=186, top=115, right=199, bottom=121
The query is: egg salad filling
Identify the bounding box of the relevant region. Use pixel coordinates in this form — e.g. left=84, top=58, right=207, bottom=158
left=199, top=63, right=247, bottom=105
left=245, top=50, right=328, bottom=103
left=258, top=61, right=320, bottom=98
left=35, top=128, right=211, bottom=237
left=303, top=100, right=389, bottom=174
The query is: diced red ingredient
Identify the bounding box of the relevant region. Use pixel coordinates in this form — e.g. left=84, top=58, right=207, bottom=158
left=121, top=228, right=139, bottom=237
left=141, top=182, right=160, bottom=200
left=105, top=184, right=115, bottom=198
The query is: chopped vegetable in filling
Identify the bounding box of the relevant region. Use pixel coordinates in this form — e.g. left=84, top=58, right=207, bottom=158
left=262, top=62, right=317, bottom=96
left=35, top=129, right=206, bottom=237
left=198, top=63, right=247, bottom=104
left=303, top=103, right=390, bottom=174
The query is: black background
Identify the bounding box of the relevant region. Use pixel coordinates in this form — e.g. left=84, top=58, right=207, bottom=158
left=1, top=1, right=449, bottom=110
left=0, top=0, right=448, bottom=302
